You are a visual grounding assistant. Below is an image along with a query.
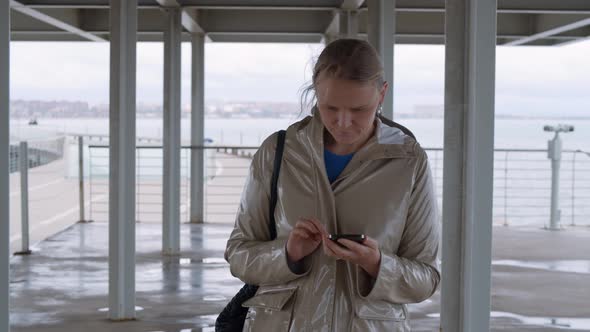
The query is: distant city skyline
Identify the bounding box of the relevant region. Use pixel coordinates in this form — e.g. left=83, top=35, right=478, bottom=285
left=9, top=40, right=590, bottom=118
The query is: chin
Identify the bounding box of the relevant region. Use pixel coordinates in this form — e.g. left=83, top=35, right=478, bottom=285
left=334, top=135, right=360, bottom=145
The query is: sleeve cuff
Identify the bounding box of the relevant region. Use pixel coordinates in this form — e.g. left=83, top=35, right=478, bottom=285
left=356, top=250, right=392, bottom=300
left=279, top=241, right=312, bottom=279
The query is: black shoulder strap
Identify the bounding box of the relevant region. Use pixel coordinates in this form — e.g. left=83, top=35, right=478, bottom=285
left=377, top=114, right=417, bottom=140
left=269, top=130, right=286, bottom=240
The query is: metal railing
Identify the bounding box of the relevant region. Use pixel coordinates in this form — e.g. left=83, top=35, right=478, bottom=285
left=9, top=137, right=66, bottom=173
left=87, top=145, right=590, bottom=227
left=426, top=148, right=590, bottom=227
left=8, top=136, right=69, bottom=254
left=88, top=144, right=195, bottom=224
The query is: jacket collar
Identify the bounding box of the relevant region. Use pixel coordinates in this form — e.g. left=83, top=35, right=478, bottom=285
left=300, top=106, right=416, bottom=164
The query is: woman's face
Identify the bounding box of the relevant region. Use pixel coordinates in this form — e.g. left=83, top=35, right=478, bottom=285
left=316, top=76, right=387, bottom=149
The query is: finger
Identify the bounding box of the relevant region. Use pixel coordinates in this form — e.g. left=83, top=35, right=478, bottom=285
left=292, top=228, right=312, bottom=240
left=337, top=238, right=368, bottom=254
left=325, top=238, right=355, bottom=260
left=296, top=220, right=321, bottom=236
left=306, top=218, right=328, bottom=236
left=322, top=237, right=340, bottom=258
left=363, top=236, right=379, bottom=250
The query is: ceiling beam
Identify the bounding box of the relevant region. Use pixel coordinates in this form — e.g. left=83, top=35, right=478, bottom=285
left=506, top=14, right=590, bottom=45
left=198, top=9, right=332, bottom=34
left=324, top=0, right=363, bottom=41
left=154, top=0, right=180, bottom=7
left=324, top=10, right=340, bottom=40
left=155, top=0, right=212, bottom=41
left=9, top=0, right=105, bottom=41
left=17, top=0, right=590, bottom=15
left=340, top=0, right=364, bottom=11
left=208, top=32, right=324, bottom=43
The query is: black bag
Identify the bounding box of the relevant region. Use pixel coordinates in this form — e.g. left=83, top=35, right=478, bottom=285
left=215, top=130, right=287, bottom=332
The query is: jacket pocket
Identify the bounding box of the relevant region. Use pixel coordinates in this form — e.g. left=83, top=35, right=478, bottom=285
left=355, top=297, right=407, bottom=321
left=242, top=286, right=297, bottom=332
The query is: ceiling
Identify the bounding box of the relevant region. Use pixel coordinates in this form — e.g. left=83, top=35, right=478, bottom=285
left=8, top=0, right=590, bottom=45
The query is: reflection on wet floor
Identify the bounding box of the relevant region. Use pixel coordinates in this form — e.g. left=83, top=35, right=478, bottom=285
left=147, top=314, right=217, bottom=332
left=492, top=260, right=590, bottom=274
left=148, top=329, right=214, bottom=332
left=9, top=222, right=590, bottom=331
left=98, top=306, right=144, bottom=312
left=427, top=312, right=590, bottom=330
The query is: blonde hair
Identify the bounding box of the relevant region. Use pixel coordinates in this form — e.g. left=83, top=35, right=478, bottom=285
left=301, top=39, right=385, bottom=111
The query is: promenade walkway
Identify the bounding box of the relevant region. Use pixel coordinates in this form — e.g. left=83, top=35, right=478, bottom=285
left=7, top=222, right=590, bottom=331
left=8, top=151, right=590, bottom=331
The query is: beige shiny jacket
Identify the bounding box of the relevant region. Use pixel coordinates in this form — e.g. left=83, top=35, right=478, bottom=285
left=225, top=112, right=440, bottom=332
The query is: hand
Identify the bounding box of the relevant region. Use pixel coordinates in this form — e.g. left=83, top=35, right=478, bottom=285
left=286, top=218, right=327, bottom=262
left=323, top=234, right=381, bottom=278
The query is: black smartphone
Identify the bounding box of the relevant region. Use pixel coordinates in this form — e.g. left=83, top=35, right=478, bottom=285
left=328, top=234, right=366, bottom=244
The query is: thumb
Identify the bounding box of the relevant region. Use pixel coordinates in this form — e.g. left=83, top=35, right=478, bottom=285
left=364, top=236, right=379, bottom=250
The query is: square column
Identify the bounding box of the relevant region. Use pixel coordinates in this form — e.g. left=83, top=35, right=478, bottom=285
left=162, top=8, right=182, bottom=254
left=441, top=0, right=497, bottom=330
left=190, top=33, right=205, bottom=224
left=367, top=0, right=395, bottom=119
left=1, top=1, right=11, bottom=330
left=108, top=0, right=137, bottom=321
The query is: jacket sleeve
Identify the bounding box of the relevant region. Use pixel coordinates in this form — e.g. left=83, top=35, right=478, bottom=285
left=357, top=147, right=441, bottom=304
left=224, top=133, right=310, bottom=286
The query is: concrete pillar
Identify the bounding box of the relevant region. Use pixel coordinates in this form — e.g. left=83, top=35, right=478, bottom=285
left=108, top=0, right=137, bottom=321
left=162, top=8, right=182, bottom=254
left=367, top=0, right=394, bottom=120
left=190, top=33, right=205, bottom=224
left=1, top=1, right=10, bottom=330
left=441, top=0, right=497, bottom=331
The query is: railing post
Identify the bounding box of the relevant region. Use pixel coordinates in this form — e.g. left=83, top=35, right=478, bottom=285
left=547, top=132, right=563, bottom=230
left=16, top=142, right=31, bottom=255
left=88, top=146, right=94, bottom=223
left=504, top=151, right=509, bottom=226
left=571, top=151, right=576, bottom=226
left=78, top=136, right=90, bottom=223
left=136, top=147, right=140, bottom=223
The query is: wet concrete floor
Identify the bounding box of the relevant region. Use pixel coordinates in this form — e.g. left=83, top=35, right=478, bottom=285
left=8, top=222, right=590, bottom=331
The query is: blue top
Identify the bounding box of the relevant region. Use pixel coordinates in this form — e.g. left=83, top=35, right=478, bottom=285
left=324, top=148, right=355, bottom=183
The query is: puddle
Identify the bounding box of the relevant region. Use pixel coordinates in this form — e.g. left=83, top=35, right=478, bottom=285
left=492, top=260, right=590, bottom=274
left=491, top=312, right=590, bottom=330
left=426, top=312, right=590, bottom=329
left=202, top=295, right=226, bottom=302
left=148, top=329, right=214, bottom=332
left=201, top=258, right=227, bottom=265
left=98, top=306, right=144, bottom=312
left=175, top=258, right=227, bottom=266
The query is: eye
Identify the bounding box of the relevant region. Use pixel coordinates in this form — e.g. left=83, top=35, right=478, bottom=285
left=327, top=106, right=339, bottom=112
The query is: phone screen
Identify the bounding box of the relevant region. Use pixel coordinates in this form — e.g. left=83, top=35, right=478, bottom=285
left=328, top=234, right=366, bottom=244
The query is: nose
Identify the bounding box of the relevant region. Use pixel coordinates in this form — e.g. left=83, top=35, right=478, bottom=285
left=336, top=111, right=352, bottom=129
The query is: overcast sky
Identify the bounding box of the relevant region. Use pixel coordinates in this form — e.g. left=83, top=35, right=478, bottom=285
left=9, top=39, right=590, bottom=117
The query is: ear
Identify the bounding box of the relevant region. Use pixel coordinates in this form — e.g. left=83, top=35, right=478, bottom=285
left=378, top=81, right=389, bottom=105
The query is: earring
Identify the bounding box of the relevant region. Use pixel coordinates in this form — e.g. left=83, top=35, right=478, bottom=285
left=377, top=104, right=383, bottom=115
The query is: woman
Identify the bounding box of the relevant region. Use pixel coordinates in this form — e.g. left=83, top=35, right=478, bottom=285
left=225, top=39, right=440, bottom=331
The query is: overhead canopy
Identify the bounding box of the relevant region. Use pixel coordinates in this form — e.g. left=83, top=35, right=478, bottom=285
left=9, top=0, right=590, bottom=45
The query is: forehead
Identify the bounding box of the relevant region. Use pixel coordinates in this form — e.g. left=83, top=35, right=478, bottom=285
left=316, top=77, right=379, bottom=107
